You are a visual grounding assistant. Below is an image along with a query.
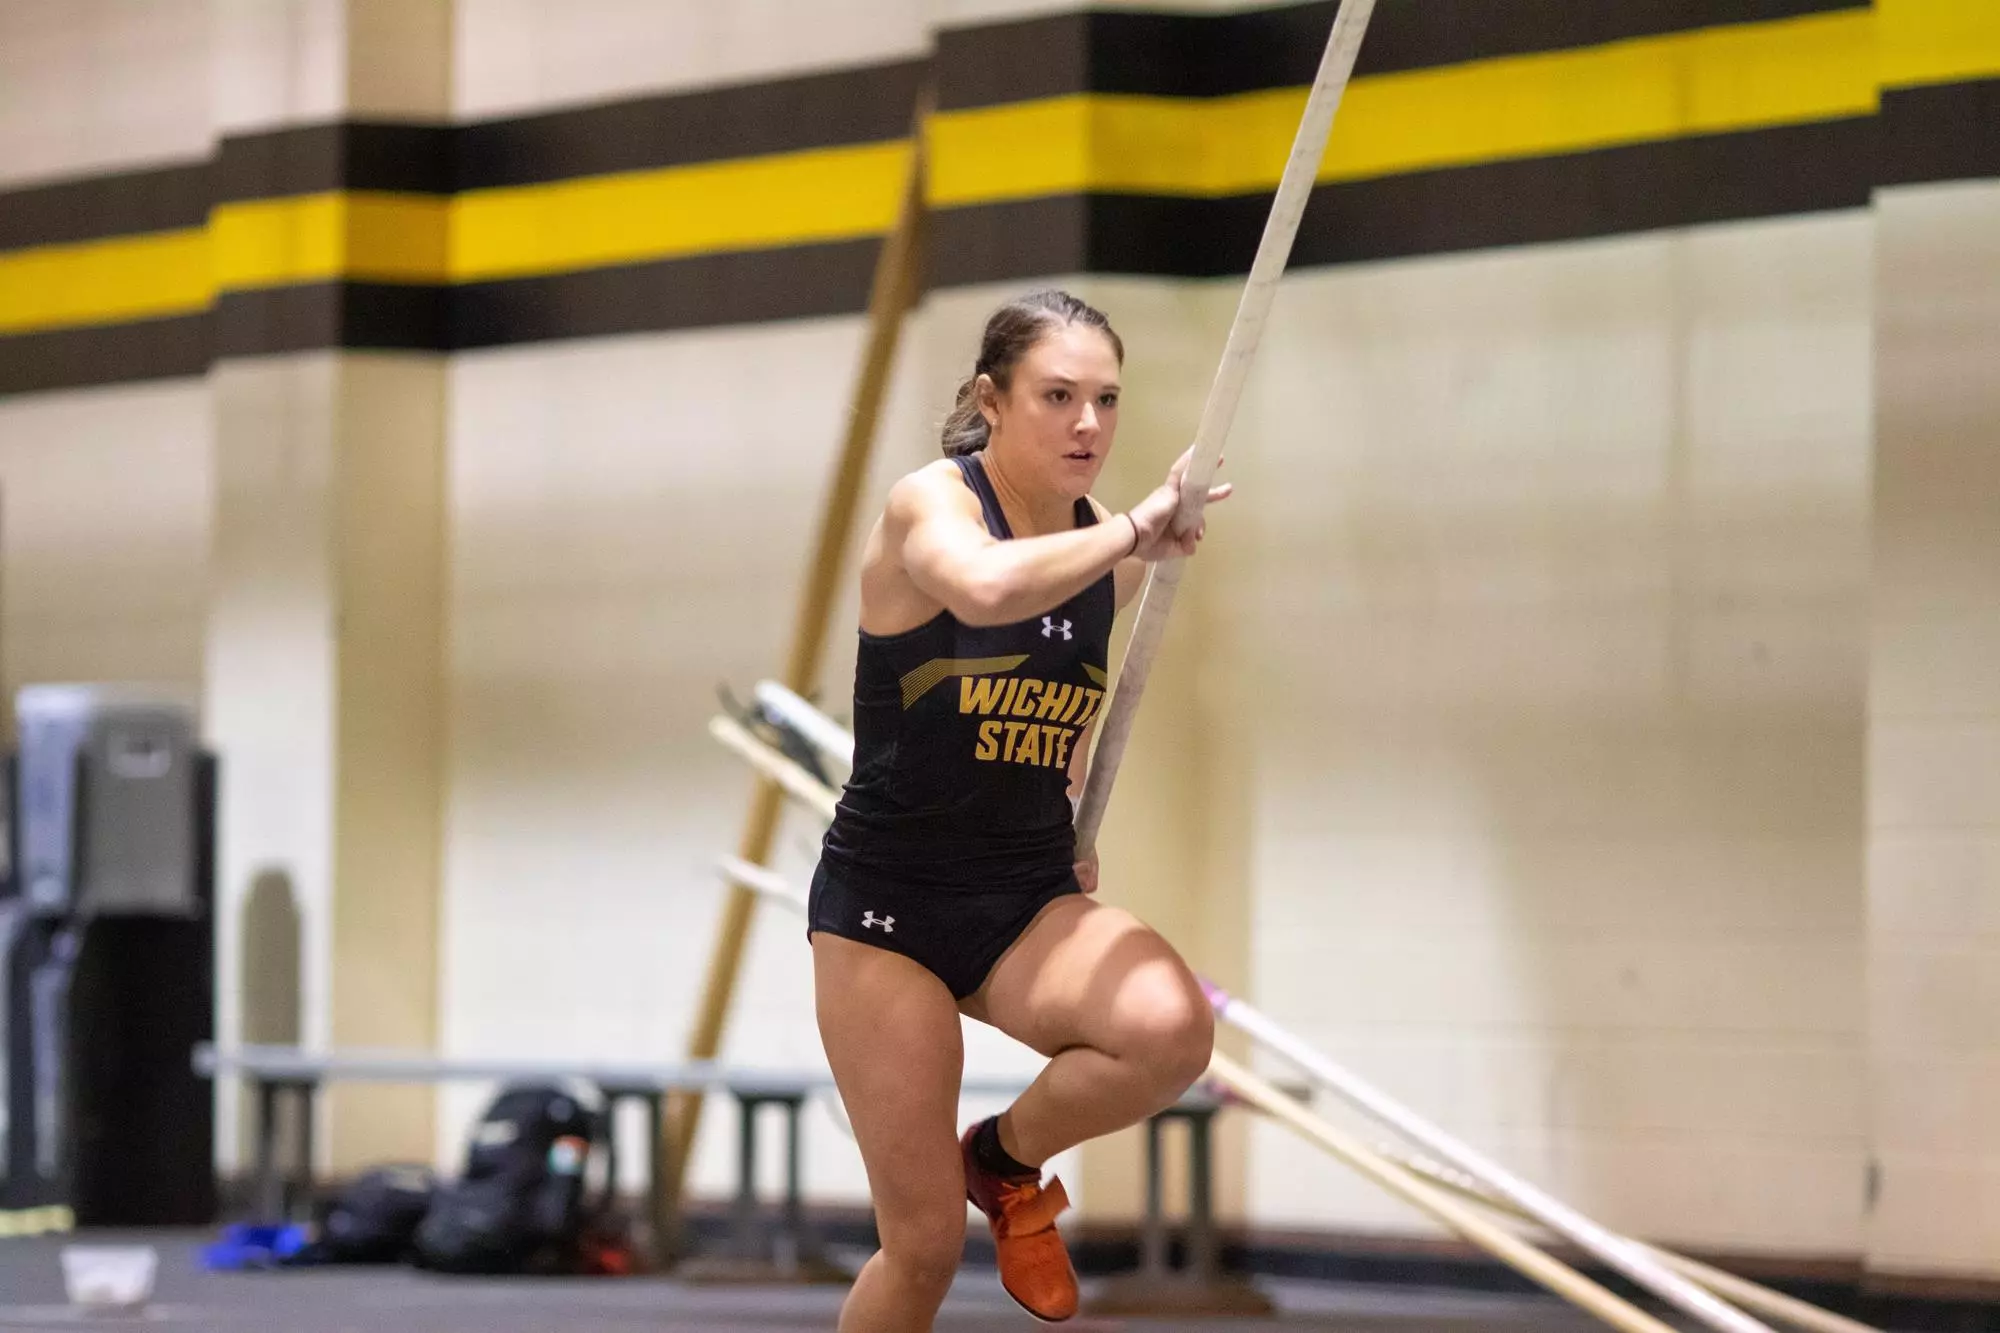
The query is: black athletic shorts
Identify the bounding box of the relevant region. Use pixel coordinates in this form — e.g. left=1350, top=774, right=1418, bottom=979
left=807, top=859, right=1083, bottom=1000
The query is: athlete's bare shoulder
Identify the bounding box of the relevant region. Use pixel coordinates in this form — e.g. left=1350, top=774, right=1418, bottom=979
left=884, top=457, right=982, bottom=535
left=860, top=459, right=986, bottom=632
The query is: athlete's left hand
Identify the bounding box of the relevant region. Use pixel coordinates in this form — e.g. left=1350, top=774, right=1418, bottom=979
left=1074, top=848, right=1101, bottom=894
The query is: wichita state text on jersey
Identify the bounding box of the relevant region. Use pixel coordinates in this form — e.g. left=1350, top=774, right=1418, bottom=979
left=820, top=453, right=1114, bottom=893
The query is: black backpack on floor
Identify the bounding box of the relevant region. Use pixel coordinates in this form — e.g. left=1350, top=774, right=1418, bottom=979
left=412, top=1083, right=607, bottom=1275
left=289, top=1164, right=437, bottom=1264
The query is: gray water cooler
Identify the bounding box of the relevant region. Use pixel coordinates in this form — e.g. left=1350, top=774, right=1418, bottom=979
left=1, top=685, right=216, bottom=1226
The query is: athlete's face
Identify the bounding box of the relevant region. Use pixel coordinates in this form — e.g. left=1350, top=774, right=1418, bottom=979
left=983, top=324, right=1122, bottom=501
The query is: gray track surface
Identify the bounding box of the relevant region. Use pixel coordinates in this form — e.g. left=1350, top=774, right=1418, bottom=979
left=0, top=1233, right=1687, bottom=1332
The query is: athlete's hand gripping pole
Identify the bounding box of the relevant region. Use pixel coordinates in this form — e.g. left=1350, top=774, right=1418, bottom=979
left=1072, top=0, right=1378, bottom=859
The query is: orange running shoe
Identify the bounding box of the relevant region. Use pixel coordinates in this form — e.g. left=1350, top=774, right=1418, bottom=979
left=961, top=1125, right=1079, bottom=1322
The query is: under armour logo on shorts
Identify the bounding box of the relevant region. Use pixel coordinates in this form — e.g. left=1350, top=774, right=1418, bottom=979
left=1042, top=616, right=1073, bottom=640
left=862, top=911, right=895, bottom=933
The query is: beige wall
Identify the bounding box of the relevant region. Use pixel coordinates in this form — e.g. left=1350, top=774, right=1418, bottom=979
left=0, top=382, right=212, bottom=700
left=327, top=356, right=449, bottom=1166
left=1234, top=216, right=1874, bottom=1255
left=0, top=0, right=210, bottom=187
left=439, top=317, right=930, bottom=1197
left=203, top=0, right=454, bottom=1173
left=211, top=0, right=450, bottom=133
left=205, top=349, right=450, bottom=1175
left=451, top=0, right=928, bottom=118
left=1868, top=179, right=2000, bottom=1278
left=0, top=1, right=215, bottom=704
left=206, top=354, right=342, bottom=1104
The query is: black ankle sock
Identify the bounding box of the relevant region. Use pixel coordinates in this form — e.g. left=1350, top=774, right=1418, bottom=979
left=971, top=1116, right=1037, bottom=1180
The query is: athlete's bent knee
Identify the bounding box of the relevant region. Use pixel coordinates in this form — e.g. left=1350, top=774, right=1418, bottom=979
left=1129, top=976, right=1215, bottom=1099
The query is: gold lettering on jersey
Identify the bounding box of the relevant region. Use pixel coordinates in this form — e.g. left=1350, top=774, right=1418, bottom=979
left=1068, top=687, right=1104, bottom=727
left=961, top=677, right=1011, bottom=715
left=1016, top=725, right=1044, bottom=765
left=959, top=674, right=1101, bottom=770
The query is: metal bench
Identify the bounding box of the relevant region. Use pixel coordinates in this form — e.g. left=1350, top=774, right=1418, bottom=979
left=197, top=1044, right=1286, bottom=1296
left=195, top=1043, right=1030, bottom=1277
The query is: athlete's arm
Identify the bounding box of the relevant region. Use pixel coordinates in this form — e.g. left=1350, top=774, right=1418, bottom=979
left=1087, top=496, right=1148, bottom=612
left=890, top=466, right=1137, bottom=627
left=893, top=452, right=1231, bottom=628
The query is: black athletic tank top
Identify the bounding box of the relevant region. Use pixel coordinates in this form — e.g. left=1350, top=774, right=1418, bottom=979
left=820, top=454, right=1116, bottom=892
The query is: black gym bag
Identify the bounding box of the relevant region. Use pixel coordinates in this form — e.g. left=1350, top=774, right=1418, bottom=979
left=288, top=1164, right=437, bottom=1264
left=412, top=1083, right=607, bottom=1275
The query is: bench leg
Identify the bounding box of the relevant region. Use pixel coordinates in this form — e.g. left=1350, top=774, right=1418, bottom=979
left=1187, top=1111, right=1216, bottom=1280
left=778, top=1098, right=807, bottom=1270
left=648, top=1093, right=675, bottom=1263
left=254, top=1080, right=281, bottom=1222
left=293, top=1082, right=319, bottom=1222
left=732, top=1097, right=760, bottom=1259
left=601, top=1094, right=622, bottom=1211
left=1140, top=1115, right=1169, bottom=1277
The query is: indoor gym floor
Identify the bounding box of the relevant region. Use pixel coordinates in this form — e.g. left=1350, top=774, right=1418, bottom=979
left=0, top=1232, right=1710, bottom=1332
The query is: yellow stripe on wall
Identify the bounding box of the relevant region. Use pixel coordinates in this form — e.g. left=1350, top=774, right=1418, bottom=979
left=1881, top=0, right=2000, bottom=89
left=0, top=228, right=209, bottom=335
left=450, top=140, right=911, bottom=282
left=927, top=10, right=1878, bottom=205
left=0, top=194, right=449, bottom=335
left=213, top=192, right=450, bottom=289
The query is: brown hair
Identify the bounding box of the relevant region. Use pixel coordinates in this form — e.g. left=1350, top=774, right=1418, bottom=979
left=940, top=289, right=1125, bottom=456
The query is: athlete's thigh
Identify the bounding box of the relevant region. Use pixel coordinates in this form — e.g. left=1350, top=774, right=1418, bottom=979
left=814, top=932, right=968, bottom=1230
left=961, top=893, right=1205, bottom=1058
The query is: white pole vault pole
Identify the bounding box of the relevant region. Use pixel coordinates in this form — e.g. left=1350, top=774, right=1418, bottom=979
left=1073, top=0, right=1376, bottom=858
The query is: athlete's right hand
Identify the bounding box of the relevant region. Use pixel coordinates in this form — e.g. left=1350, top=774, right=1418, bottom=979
left=1125, top=445, right=1232, bottom=562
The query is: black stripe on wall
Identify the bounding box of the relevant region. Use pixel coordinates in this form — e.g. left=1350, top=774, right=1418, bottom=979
left=935, top=0, right=1869, bottom=110
left=1879, top=78, right=2000, bottom=189
left=926, top=197, right=1091, bottom=292
left=0, top=162, right=211, bottom=253
left=0, top=124, right=456, bottom=254
left=455, top=60, right=930, bottom=192
left=214, top=123, right=455, bottom=203
left=213, top=284, right=450, bottom=358
left=452, top=238, right=883, bottom=347
left=1288, top=115, right=1874, bottom=266
left=934, top=116, right=1874, bottom=284
left=1, top=62, right=930, bottom=253
left=0, top=314, right=210, bottom=396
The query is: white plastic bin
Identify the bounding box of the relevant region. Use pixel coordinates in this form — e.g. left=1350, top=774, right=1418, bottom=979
left=59, top=1245, right=158, bottom=1309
